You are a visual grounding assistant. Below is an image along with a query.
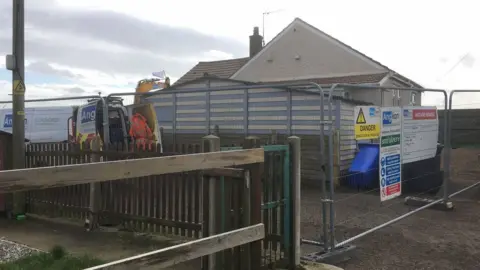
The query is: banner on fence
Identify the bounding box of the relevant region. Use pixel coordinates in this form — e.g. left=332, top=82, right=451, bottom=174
left=401, top=106, right=439, bottom=164
left=354, top=106, right=380, bottom=140
left=379, top=107, right=402, bottom=201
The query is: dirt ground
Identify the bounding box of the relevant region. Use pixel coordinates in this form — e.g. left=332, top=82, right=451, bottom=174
left=301, top=148, right=480, bottom=270
left=0, top=218, right=199, bottom=269
left=1, top=148, right=479, bottom=270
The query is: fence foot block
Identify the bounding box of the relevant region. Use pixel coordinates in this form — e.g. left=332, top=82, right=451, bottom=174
left=404, top=196, right=454, bottom=211
left=301, top=244, right=355, bottom=265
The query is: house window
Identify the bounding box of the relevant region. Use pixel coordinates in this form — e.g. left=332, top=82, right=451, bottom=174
left=410, top=92, right=416, bottom=105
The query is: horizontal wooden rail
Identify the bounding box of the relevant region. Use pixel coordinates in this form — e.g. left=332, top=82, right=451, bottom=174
left=84, top=223, right=265, bottom=270
left=0, top=149, right=264, bottom=193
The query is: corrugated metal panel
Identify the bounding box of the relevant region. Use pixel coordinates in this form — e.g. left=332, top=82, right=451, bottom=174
left=148, top=87, right=341, bottom=136
left=290, top=92, right=335, bottom=135
left=210, top=90, right=245, bottom=132
left=339, top=101, right=357, bottom=172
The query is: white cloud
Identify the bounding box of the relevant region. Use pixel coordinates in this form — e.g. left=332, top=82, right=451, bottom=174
left=1, top=0, right=479, bottom=109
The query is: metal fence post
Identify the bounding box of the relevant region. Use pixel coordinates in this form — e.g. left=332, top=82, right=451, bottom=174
left=288, top=136, right=301, bottom=267
left=244, top=136, right=262, bottom=269
left=202, top=135, right=221, bottom=270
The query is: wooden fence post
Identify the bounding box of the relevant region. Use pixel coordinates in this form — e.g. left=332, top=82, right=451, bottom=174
left=242, top=169, right=252, bottom=269
left=86, top=137, right=102, bottom=231
left=243, top=136, right=262, bottom=270
left=201, top=135, right=221, bottom=270
left=288, top=136, right=301, bottom=267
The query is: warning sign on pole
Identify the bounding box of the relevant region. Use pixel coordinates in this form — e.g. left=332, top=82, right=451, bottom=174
left=354, top=106, right=380, bottom=140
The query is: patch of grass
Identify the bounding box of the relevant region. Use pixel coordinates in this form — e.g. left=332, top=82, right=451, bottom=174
left=0, top=245, right=104, bottom=270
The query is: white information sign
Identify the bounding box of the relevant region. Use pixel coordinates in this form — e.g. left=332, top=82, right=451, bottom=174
left=401, top=106, right=439, bottom=164
left=379, top=107, right=402, bottom=201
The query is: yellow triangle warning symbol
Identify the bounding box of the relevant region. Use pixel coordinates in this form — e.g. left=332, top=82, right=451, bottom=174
left=356, top=108, right=366, bottom=124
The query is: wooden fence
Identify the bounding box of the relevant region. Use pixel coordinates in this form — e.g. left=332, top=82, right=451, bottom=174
left=24, top=141, right=205, bottom=237
left=0, top=135, right=301, bottom=269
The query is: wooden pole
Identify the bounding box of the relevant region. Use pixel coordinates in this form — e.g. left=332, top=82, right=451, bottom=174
left=243, top=136, right=262, bottom=269
left=86, top=137, right=102, bottom=231
left=202, top=135, right=221, bottom=270
left=288, top=136, right=301, bottom=267
left=242, top=169, right=252, bottom=269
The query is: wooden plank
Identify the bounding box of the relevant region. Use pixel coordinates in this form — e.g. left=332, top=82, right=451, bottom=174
left=83, top=223, right=265, bottom=270
left=0, top=149, right=264, bottom=193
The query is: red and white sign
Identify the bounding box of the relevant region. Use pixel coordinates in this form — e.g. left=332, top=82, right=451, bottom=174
left=386, top=183, right=401, bottom=196
left=413, top=109, right=437, bottom=120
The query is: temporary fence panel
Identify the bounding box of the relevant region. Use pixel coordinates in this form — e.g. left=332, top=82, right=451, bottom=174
left=301, top=84, right=456, bottom=263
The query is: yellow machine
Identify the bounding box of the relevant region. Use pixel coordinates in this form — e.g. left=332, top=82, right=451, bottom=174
left=69, top=76, right=170, bottom=150
left=134, top=77, right=170, bottom=104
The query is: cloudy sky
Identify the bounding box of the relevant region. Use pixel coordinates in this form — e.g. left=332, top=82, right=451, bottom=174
left=0, top=0, right=479, bottom=108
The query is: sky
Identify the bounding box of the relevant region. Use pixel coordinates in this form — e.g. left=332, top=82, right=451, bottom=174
left=0, top=0, right=479, bottom=109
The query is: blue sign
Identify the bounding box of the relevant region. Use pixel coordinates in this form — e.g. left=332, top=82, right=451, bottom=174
left=381, top=157, right=385, bottom=166
left=381, top=168, right=385, bottom=176
left=369, top=107, right=375, bottom=116
left=385, top=154, right=400, bottom=166
left=381, top=178, right=386, bottom=187
left=382, top=111, right=392, bottom=125
left=80, top=105, right=96, bottom=124
left=385, top=174, right=401, bottom=185
left=3, top=114, right=13, bottom=128
left=3, top=114, right=27, bottom=128
left=386, top=164, right=401, bottom=176
left=403, top=109, right=409, bottom=117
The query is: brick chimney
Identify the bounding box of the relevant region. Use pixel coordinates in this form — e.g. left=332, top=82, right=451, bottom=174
left=249, top=26, right=263, bottom=57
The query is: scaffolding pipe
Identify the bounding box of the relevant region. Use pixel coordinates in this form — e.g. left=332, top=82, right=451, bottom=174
left=335, top=181, right=480, bottom=248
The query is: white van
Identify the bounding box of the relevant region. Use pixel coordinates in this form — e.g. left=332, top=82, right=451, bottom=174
left=0, top=106, right=73, bottom=143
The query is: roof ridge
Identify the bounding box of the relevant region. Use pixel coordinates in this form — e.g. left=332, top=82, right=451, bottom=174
left=198, top=56, right=250, bottom=64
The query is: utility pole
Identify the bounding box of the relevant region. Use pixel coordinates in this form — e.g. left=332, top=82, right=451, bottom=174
left=11, top=0, right=26, bottom=216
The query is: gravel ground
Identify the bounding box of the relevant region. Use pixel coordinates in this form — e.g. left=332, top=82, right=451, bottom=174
left=301, top=148, right=480, bottom=270
left=0, top=237, right=41, bottom=263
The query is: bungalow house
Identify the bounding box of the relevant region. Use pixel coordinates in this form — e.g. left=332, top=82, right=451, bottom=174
left=148, top=18, right=424, bottom=185
left=174, top=18, right=423, bottom=106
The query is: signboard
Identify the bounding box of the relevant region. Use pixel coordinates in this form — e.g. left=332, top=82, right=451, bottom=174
left=78, top=104, right=97, bottom=134
left=3, top=114, right=27, bottom=128
left=354, top=106, right=380, bottom=140
left=379, top=107, right=402, bottom=201
left=402, top=106, right=439, bottom=164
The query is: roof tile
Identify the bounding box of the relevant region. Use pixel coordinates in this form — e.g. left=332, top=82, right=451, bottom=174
left=174, top=57, right=250, bottom=85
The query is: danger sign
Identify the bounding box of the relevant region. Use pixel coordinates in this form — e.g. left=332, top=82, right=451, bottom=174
left=356, top=108, right=367, bottom=124
left=354, top=106, right=380, bottom=140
